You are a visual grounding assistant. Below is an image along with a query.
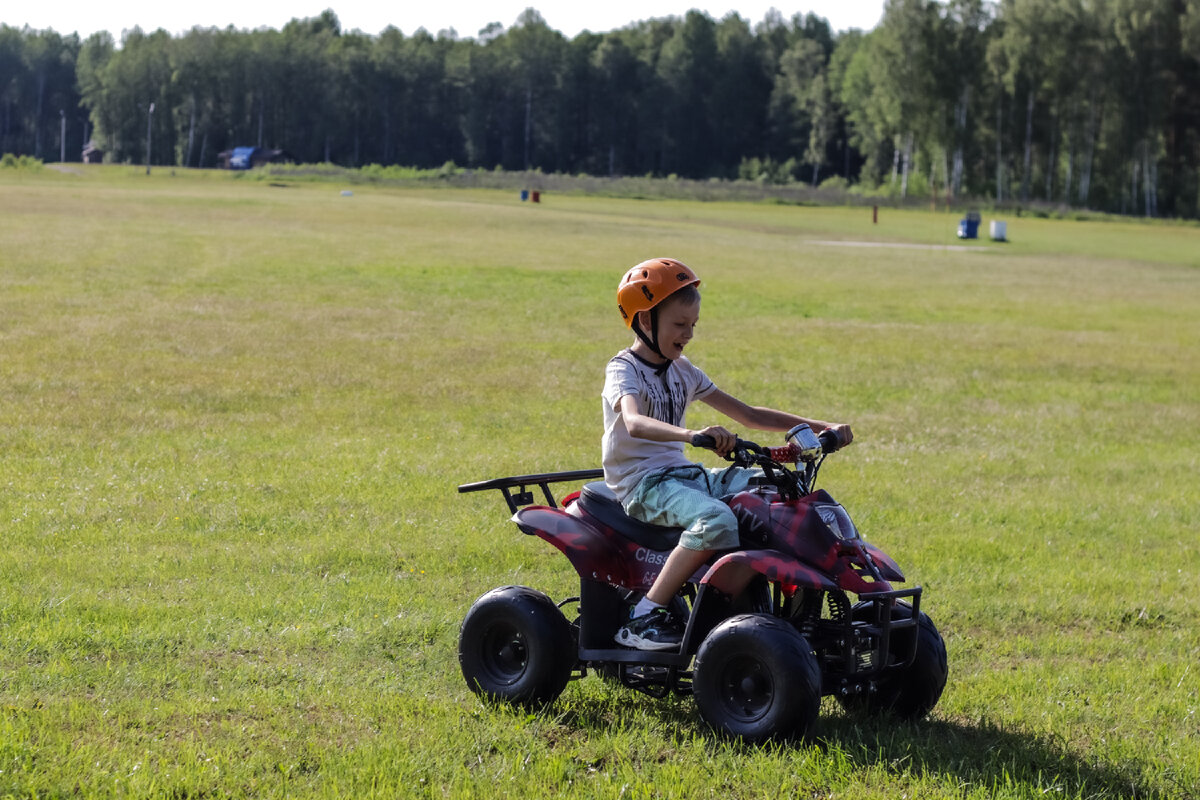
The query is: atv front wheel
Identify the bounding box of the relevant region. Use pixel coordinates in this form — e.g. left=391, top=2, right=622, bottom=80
left=692, top=614, right=821, bottom=742
left=459, top=586, right=575, bottom=708
left=838, top=603, right=947, bottom=721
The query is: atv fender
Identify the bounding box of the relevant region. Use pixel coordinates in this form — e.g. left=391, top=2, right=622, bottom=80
left=701, top=549, right=839, bottom=595
left=863, top=543, right=905, bottom=582
left=513, top=507, right=632, bottom=587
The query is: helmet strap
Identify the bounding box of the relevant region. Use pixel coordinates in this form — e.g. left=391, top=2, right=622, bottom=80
left=633, top=307, right=666, bottom=361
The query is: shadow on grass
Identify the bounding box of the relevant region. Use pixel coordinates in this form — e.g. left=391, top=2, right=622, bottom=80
left=545, top=689, right=1174, bottom=799
left=814, top=715, right=1171, bottom=799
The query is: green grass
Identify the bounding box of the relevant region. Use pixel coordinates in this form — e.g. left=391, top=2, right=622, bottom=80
left=2, top=165, right=1198, bottom=798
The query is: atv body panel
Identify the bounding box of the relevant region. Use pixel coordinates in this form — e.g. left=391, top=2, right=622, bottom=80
left=727, top=488, right=904, bottom=593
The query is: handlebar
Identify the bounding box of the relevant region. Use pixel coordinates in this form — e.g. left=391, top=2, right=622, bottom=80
left=691, top=428, right=843, bottom=460
left=691, top=427, right=845, bottom=497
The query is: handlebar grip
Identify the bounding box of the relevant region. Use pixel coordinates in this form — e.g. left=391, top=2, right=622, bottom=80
left=818, top=428, right=842, bottom=453
left=692, top=434, right=765, bottom=461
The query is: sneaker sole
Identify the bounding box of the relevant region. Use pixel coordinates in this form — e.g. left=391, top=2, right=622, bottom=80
left=614, top=629, right=681, bottom=652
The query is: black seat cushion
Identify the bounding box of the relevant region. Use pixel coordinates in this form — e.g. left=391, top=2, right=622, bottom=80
left=577, top=482, right=682, bottom=552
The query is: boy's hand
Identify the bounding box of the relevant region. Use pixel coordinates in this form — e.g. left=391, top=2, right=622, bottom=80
left=826, top=423, right=854, bottom=447
left=695, top=425, right=737, bottom=457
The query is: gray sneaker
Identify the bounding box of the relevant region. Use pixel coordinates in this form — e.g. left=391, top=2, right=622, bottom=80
left=614, top=607, right=684, bottom=651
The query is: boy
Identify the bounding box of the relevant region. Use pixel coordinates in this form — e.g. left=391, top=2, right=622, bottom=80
left=603, top=257, right=853, bottom=651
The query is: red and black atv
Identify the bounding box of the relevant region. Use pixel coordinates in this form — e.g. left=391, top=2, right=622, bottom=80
left=456, top=425, right=947, bottom=742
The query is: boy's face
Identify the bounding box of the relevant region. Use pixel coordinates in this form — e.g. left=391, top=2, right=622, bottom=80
left=640, top=295, right=700, bottom=361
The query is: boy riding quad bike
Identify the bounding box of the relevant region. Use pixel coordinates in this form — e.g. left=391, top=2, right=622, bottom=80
left=457, top=425, right=948, bottom=742
left=458, top=258, right=946, bottom=741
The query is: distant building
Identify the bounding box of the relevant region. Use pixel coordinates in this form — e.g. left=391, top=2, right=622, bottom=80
left=217, top=146, right=291, bottom=170
left=82, top=140, right=103, bottom=164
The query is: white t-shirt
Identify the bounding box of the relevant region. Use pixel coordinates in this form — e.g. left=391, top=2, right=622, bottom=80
left=602, top=349, right=717, bottom=502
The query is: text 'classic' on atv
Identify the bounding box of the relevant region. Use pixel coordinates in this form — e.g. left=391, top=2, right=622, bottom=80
left=456, top=425, right=947, bottom=742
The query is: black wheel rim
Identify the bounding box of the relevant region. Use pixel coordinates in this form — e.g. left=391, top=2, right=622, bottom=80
left=718, top=655, right=775, bottom=723
left=480, top=621, right=528, bottom=686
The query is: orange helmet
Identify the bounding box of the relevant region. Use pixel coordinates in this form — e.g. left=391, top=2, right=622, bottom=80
left=617, top=258, right=700, bottom=327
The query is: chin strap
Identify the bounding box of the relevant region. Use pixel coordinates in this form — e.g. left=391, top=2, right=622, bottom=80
left=633, top=307, right=666, bottom=362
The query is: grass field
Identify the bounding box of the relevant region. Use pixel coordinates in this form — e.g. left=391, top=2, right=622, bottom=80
left=1, top=165, right=1197, bottom=799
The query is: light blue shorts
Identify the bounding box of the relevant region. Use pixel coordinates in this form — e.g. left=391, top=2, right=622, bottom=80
left=622, top=464, right=760, bottom=551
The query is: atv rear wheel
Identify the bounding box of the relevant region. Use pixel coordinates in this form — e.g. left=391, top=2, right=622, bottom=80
left=838, top=603, right=947, bottom=721
left=459, top=586, right=575, bottom=708
left=692, top=614, right=821, bottom=742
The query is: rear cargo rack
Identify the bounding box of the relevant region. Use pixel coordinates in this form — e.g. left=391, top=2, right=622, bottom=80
left=458, top=469, right=604, bottom=514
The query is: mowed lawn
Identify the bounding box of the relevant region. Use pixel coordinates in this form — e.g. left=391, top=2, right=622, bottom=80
left=1, top=166, right=1197, bottom=799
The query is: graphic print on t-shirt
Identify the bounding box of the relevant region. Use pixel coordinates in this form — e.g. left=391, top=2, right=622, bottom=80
left=608, top=350, right=713, bottom=434
left=641, top=369, right=687, bottom=427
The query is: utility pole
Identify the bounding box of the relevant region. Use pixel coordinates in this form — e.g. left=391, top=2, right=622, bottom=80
left=146, top=102, right=155, bottom=175
left=60, top=110, right=66, bottom=163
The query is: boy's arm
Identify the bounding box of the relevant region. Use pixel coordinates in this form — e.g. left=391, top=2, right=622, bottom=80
left=699, top=388, right=854, bottom=444
left=618, top=394, right=738, bottom=455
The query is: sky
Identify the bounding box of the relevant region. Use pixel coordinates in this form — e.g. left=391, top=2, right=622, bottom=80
left=8, top=0, right=885, bottom=42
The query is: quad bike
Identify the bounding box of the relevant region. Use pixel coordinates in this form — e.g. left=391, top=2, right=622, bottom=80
left=456, top=425, right=947, bottom=742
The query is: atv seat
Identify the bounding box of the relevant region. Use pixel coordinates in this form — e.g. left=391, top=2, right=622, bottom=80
left=577, top=482, right=682, bottom=552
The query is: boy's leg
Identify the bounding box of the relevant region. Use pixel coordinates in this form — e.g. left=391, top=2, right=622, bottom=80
left=645, top=546, right=712, bottom=605
left=624, top=470, right=743, bottom=549
left=617, top=472, right=742, bottom=650
left=710, top=464, right=762, bottom=497
left=625, top=472, right=743, bottom=596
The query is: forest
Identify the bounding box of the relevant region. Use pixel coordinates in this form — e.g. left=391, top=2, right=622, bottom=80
left=3, top=0, right=1199, bottom=218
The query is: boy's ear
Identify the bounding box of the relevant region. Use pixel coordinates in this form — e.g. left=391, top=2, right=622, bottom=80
left=634, top=310, right=652, bottom=335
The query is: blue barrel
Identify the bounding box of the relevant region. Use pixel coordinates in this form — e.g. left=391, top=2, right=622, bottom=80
left=957, top=212, right=981, bottom=239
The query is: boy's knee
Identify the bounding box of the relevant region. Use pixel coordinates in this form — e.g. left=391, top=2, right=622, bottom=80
left=679, top=505, right=739, bottom=551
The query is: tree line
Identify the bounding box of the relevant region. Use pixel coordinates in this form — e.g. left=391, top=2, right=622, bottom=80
left=3, top=1, right=1199, bottom=217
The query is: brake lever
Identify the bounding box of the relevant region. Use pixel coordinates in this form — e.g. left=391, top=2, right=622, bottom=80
left=728, top=440, right=765, bottom=467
